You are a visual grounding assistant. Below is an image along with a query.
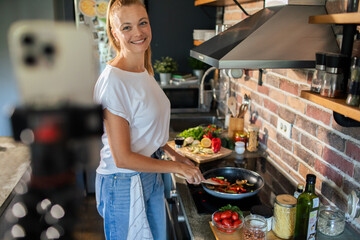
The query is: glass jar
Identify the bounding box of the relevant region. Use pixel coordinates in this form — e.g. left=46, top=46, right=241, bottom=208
left=318, top=205, right=345, bottom=236
left=320, top=53, right=347, bottom=98
left=311, top=52, right=326, bottom=93
left=235, top=141, right=245, bottom=154
left=272, top=194, right=297, bottom=239
left=346, top=57, right=360, bottom=106
left=234, top=130, right=248, bottom=146
left=247, top=124, right=259, bottom=152
left=250, top=205, right=273, bottom=232
left=243, top=214, right=267, bottom=240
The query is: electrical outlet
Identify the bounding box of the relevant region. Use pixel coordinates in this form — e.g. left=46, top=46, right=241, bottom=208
left=277, top=117, right=292, bottom=139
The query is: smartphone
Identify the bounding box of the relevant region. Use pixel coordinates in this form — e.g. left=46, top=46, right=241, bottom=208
left=8, top=20, right=97, bottom=107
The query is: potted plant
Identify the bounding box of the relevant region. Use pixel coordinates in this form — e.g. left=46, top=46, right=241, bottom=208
left=188, top=57, right=207, bottom=80
left=154, top=56, right=178, bottom=85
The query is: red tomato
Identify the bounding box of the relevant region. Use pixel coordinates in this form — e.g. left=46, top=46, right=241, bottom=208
left=221, top=218, right=233, bottom=227
left=233, top=219, right=242, bottom=226
left=213, top=212, right=222, bottom=222
left=231, top=212, right=239, bottom=221
left=220, top=210, right=232, bottom=219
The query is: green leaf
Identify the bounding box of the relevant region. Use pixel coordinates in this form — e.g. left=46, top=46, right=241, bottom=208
left=218, top=204, right=243, bottom=216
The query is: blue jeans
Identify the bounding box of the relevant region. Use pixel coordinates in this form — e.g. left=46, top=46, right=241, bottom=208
left=95, top=172, right=166, bottom=240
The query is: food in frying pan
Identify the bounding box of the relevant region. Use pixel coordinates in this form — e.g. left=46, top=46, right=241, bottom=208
left=205, top=177, right=255, bottom=194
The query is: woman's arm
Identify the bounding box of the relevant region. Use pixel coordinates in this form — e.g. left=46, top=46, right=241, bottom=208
left=162, top=144, right=195, bottom=167
left=104, top=109, right=204, bottom=184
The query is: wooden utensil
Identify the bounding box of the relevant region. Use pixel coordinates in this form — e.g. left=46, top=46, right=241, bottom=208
left=227, top=97, right=237, bottom=117
left=238, top=104, right=248, bottom=118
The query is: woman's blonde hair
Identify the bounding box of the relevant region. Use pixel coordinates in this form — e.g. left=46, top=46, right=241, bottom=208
left=106, top=0, right=154, bottom=75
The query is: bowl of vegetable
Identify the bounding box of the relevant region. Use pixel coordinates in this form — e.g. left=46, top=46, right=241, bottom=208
left=212, top=205, right=244, bottom=233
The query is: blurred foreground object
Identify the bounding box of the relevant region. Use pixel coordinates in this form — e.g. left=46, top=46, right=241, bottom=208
left=4, top=20, right=102, bottom=239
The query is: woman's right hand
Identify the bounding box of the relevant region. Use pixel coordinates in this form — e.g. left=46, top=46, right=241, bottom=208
left=178, top=163, right=205, bottom=185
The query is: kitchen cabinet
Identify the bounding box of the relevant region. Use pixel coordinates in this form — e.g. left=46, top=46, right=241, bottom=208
left=300, top=12, right=360, bottom=123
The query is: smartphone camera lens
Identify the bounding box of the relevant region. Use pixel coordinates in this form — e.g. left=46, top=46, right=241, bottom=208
left=43, top=44, right=55, bottom=56
left=21, top=34, right=35, bottom=46
left=23, top=55, right=37, bottom=66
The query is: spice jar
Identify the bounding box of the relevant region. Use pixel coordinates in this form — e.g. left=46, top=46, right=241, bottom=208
left=320, top=53, right=347, bottom=98
left=318, top=205, right=345, bottom=236
left=311, top=52, right=327, bottom=93
left=234, top=130, right=248, bottom=145
left=273, top=194, right=297, bottom=239
left=243, top=214, right=267, bottom=240
left=346, top=57, right=360, bottom=106
left=247, top=124, right=259, bottom=152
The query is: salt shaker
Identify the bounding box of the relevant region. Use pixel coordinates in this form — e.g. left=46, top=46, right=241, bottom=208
left=311, top=52, right=326, bottom=93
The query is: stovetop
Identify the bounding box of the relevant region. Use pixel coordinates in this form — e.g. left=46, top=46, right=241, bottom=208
left=187, top=154, right=297, bottom=214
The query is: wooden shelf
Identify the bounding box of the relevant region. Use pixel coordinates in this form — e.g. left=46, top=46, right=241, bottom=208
left=194, top=0, right=258, bottom=6
left=300, top=90, right=360, bottom=122
left=194, top=40, right=204, bottom=46
left=309, top=12, right=360, bottom=24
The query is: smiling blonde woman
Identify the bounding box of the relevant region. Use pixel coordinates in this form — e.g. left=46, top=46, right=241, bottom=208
left=93, top=0, right=205, bottom=239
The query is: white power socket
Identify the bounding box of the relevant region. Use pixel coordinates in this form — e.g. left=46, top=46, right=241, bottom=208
left=277, top=117, right=292, bottom=139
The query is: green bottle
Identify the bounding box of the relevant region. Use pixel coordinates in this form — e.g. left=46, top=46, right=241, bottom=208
left=294, top=174, right=320, bottom=240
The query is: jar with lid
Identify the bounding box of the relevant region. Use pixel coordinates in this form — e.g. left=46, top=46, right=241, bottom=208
left=250, top=205, right=273, bottom=232
left=318, top=205, right=345, bottom=236
left=272, top=194, right=297, bottom=239
left=243, top=214, right=267, bottom=240
left=320, top=53, right=347, bottom=98
left=346, top=57, right=360, bottom=106
left=247, top=124, right=259, bottom=152
left=311, top=52, right=327, bottom=93
left=234, top=130, right=248, bottom=145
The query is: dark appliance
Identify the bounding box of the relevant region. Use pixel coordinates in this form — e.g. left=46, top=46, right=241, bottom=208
left=190, top=2, right=340, bottom=69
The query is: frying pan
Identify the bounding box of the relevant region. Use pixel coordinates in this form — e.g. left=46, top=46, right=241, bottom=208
left=201, top=167, right=264, bottom=200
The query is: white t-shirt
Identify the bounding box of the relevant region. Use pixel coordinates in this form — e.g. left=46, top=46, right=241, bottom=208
left=94, top=65, right=170, bottom=174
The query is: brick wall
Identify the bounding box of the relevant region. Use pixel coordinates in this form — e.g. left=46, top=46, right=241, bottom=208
left=223, top=1, right=360, bottom=230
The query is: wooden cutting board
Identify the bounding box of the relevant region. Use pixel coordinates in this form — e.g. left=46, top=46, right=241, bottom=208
left=209, top=221, right=281, bottom=240
left=167, top=140, right=233, bottom=163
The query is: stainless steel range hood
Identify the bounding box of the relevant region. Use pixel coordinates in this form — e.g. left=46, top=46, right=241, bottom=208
left=190, top=4, right=340, bottom=69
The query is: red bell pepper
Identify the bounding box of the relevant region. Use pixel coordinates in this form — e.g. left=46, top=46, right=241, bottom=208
left=211, top=138, right=221, bottom=153
left=203, top=131, right=213, bottom=139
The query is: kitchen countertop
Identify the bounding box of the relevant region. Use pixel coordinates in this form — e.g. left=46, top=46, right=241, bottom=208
left=174, top=150, right=360, bottom=240
left=0, top=137, right=30, bottom=215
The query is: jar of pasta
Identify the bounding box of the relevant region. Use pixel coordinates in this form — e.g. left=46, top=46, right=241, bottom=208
left=273, top=194, right=297, bottom=239
left=247, top=124, right=259, bottom=152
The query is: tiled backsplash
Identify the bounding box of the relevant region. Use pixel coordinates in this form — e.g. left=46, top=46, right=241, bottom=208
left=222, top=1, right=360, bottom=231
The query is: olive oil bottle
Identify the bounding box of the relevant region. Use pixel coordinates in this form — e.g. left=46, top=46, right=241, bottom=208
left=294, top=174, right=320, bottom=240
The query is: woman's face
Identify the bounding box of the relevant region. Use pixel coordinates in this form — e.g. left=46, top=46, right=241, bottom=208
left=112, top=4, right=151, bottom=56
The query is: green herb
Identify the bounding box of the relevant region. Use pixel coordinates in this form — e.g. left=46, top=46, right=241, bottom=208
left=177, top=126, right=204, bottom=140
left=219, top=204, right=243, bottom=216
left=216, top=176, right=224, bottom=179
left=154, top=56, right=178, bottom=73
